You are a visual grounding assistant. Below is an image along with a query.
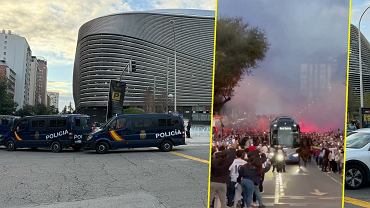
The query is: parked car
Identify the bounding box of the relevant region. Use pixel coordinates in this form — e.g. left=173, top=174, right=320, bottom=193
left=345, top=128, right=370, bottom=189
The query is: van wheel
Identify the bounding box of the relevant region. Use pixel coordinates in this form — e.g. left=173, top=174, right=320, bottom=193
left=160, top=140, right=173, bottom=152
left=51, top=141, right=62, bottom=153
left=345, top=164, right=367, bottom=190
left=96, top=142, right=109, bottom=154
left=7, top=140, right=16, bottom=151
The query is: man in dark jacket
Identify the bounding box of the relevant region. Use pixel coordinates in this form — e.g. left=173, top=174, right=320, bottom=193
left=210, top=151, right=233, bottom=208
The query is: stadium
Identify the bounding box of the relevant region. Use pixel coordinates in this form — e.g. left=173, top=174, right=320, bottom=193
left=72, top=9, right=215, bottom=122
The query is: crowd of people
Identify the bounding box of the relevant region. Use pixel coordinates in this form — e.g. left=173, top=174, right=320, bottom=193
left=210, top=128, right=344, bottom=208
left=305, top=132, right=345, bottom=174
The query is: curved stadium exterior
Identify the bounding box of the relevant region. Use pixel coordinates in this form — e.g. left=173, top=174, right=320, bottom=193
left=349, top=24, right=370, bottom=110
left=73, top=9, right=214, bottom=122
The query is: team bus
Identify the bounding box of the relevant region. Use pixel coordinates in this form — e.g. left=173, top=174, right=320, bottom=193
left=0, top=115, right=20, bottom=146
left=4, top=114, right=92, bottom=152
left=84, top=113, right=186, bottom=154
left=269, top=116, right=300, bottom=163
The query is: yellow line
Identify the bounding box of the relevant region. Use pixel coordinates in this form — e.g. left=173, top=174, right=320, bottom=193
left=345, top=197, right=370, bottom=208
left=170, top=152, right=209, bottom=164
left=208, top=0, right=218, bottom=207
left=343, top=1, right=352, bottom=208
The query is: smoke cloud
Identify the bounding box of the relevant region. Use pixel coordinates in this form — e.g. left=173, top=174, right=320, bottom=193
left=219, top=0, right=349, bottom=132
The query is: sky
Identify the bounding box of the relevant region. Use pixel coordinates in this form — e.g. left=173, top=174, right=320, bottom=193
left=219, top=0, right=349, bottom=132
left=352, top=0, right=370, bottom=39
left=0, top=0, right=215, bottom=111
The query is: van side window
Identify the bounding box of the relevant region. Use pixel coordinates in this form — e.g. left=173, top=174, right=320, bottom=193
left=18, top=120, right=28, bottom=131
left=171, top=119, right=179, bottom=126
left=158, top=119, right=167, bottom=127
left=75, top=118, right=81, bottom=127
left=1, top=118, right=9, bottom=126
left=116, top=118, right=126, bottom=130
left=57, top=119, right=67, bottom=127
left=132, top=119, right=152, bottom=129
left=32, top=120, right=46, bottom=128
left=166, top=119, right=173, bottom=126
left=50, top=119, right=67, bottom=128
left=50, top=120, right=57, bottom=128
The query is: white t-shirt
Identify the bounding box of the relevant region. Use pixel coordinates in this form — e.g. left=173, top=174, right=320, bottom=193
left=229, top=158, right=247, bottom=182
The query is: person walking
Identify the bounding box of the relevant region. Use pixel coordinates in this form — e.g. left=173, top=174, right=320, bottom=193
left=210, top=151, right=233, bottom=208
left=186, top=119, right=192, bottom=138
left=238, top=154, right=267, bottom=208
left=228, top=150, right=247, bottom=207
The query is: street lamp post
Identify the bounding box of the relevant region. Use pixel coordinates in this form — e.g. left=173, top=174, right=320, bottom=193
left=166, top=57, right=169, bottom=113
left=359, top=6, right=370, bottom=108
left=169, top=20, right=177, bottom=113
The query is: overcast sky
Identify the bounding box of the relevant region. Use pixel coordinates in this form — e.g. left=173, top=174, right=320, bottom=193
left=219, top=0, right=349, bottom=131
left=353, top=0, right=370, bottom=39
left=0, top=0, right=215, bottom=110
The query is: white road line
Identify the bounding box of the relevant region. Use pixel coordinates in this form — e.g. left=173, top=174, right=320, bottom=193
left=315, top=165, right=342, bottom=186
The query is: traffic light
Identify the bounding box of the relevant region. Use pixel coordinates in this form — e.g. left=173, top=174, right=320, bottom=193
left=130, top=60, right=136, bottom=72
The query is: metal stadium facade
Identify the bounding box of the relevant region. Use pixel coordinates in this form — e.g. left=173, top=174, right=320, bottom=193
left=349, top=24, right=370, bottom=109
left=73, top=9, right=214, bottom=122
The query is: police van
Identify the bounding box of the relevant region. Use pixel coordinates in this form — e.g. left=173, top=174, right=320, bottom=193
left=84, top=113, right=186, bottom=153
left=5, top=114, right=91, bottom=152
left=0, top=115, right=20, bottom=146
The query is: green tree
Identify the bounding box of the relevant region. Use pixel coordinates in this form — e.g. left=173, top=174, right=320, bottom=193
left=123, top=107, right=145, bottom=114
left=14, top=104, right=34, bottom=116
left=0, top=78, right=17, bottom=114
left=214, top=17, right=269, bottom=113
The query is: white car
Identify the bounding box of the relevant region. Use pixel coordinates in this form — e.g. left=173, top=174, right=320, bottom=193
left=345, top=129, right=370, bottom=189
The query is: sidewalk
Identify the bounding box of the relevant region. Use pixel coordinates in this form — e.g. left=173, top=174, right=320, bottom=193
left=186, top=125, right=211, bottom=145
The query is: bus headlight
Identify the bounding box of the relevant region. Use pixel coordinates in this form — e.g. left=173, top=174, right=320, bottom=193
left=276, top=154, right=284, bottom=161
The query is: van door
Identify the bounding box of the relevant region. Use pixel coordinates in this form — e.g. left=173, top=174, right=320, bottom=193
left=108, top=117, right=131, bottom=149
left=30, top=119, right=47, bottom=147
left=13, top=119, right=29, bottom=147
left=130, top=118, right=156, bottom=148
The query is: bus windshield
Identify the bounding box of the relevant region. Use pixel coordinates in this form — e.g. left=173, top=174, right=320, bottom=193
left=277, top=128, right=294, bottom=147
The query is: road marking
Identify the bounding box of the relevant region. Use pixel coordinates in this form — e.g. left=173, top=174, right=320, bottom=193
left=345, top=197, right=370, bottom=208
left=275, top=172, right=284, bottom=204
left=315, top=165, right=342, bottom=186
left=170, top=152, right=209, bottom=164
left=310, top=189, right=327, bottom=196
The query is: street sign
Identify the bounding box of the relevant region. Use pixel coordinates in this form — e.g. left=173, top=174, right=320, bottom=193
left=107, top=80, right=126, bottom=119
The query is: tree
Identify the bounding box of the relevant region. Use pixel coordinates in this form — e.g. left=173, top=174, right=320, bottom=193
left=123, top=107, right=145, bottom=114
left=0, top=78, right=17, bottom=114
left=214, top=17, right=269, bottom=113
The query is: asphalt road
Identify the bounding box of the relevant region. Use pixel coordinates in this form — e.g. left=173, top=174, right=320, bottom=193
left=344, top=186, right=370, bottom=208
left=261, top=162, right=343, bottom=207
left=215, top=161, right=343, bottom=208
left=0, top=135, right=210, bottom=208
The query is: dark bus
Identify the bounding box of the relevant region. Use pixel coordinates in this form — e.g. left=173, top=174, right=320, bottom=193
left=0, top=115, right=20, bottom=146
left=4, top=114, right=92, bottom=152
left=84, top=113, right=186, bottom=153
left=269, top=116, right=300, bottom=162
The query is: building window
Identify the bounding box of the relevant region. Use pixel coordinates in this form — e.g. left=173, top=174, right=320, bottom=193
left=3, top=46, right=6, bottom=49
left=4, top=41, right=7, bottom=44
left=3, top=52, right=6, bottom=55
left=5, top=35, right=7, bottom=39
